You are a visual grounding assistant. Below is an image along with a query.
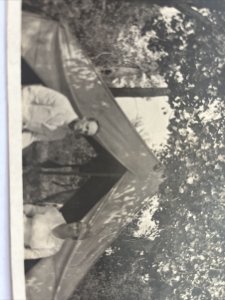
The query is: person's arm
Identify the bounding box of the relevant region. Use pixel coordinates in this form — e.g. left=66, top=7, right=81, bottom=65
left=24, top=246, right=61, bottom=260
left=29, top=85, right=78, bottom=123
left=36, top=123, right=69, bottom=141
left=23, top=204, right=46, bottom=217
left=24, top=85, right=77, bottom=139
left=29, top=85, right=74, bottom=110
left=23, top=126, right=64, bottom=142
left=28, top=85, right=56, bottom=106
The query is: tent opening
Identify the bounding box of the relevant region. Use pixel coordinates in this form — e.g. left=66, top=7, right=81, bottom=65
left=22, top=58, right=126, bottom=222
left=22, top=58, right=127, bottom=273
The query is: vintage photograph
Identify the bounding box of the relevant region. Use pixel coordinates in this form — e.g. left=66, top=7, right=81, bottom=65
left=9, top=0, right=225, bottom=299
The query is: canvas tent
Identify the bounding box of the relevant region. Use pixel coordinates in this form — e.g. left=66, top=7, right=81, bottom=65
left=22, top=12, right=164, bottom=300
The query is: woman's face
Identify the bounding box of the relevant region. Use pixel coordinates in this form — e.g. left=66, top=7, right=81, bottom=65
left=53, top=223, right=79, bottom=239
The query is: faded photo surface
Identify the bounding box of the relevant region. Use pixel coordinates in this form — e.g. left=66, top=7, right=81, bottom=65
left=8, top=1, right=225, bottom=299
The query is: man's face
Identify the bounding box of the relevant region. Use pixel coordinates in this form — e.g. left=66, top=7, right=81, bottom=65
left=73, top=119, right=98, bottom=136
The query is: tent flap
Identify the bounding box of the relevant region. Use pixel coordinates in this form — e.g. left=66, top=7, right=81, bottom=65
left=26, top=170, right=163, bottom=300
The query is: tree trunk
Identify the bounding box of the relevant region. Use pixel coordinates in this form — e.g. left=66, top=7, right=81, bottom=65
left=175, top=3, right=213, bottom=30
left=179, top=0, right=225, bottom=11
left=110, top=87, right=170, bottom=98
left=126, top=0, right=223, bottom=55
left=127, top=0, right=225, bottom=11
left=126, top=0, right=225, bottom=30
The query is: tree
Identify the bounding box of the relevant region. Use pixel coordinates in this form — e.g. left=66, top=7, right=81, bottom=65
left=110, top=87, right=170, bottom=98
left=72, top=3, right=225, bottom=299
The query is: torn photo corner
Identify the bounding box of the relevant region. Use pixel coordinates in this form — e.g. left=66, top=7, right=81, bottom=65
left=8, top=1, right=225, bottom=300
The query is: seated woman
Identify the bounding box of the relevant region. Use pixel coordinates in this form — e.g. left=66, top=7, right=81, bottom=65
left=24, top=204, right=90, bottom=259
left=22, top=85, right=99, bottom=149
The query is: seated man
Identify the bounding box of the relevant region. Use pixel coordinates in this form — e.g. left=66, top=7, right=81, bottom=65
left=24, top=204, right=91, bottom=259
left=22, top=85, right=99, bottom=149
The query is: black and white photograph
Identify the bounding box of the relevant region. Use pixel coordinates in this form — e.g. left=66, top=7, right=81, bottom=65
left=7, top=0, right=225, bottom=299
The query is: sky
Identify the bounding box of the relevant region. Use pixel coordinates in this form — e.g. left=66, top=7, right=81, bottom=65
left=114, top=96, right=173, bottom=242
left=116, top=96, right=173, bottom=152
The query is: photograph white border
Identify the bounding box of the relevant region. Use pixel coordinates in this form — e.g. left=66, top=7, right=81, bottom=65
left=7, top=0, right=26, bottom=299
left=0, top=1, right=11, bottom=300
